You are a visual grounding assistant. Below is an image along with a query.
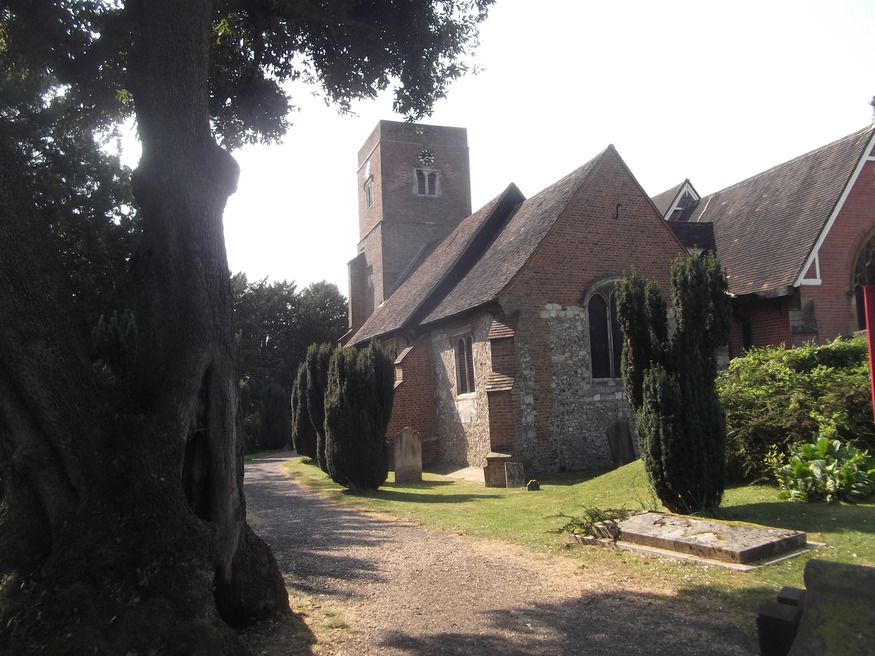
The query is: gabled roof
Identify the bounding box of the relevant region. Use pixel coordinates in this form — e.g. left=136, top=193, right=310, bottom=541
left=651, top=179, right=701, bottom=221
left=689, top=125, right=875, bottom=296
left=666, top=221, right=716, bottom=253
left=348, top=184, right=525, bottom=345
left=419, top=149, right=609, bottom=326
left=348, top=146, right=614, bottom=344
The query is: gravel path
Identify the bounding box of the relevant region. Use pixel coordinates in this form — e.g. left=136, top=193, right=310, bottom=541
left=243, top=454, right=757, bottom=655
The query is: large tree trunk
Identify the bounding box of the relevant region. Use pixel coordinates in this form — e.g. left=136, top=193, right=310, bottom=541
left=0, top=2, right=288, bottom=653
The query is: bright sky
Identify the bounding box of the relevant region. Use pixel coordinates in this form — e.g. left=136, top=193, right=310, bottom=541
left=220, top=0, right=875, bottom=296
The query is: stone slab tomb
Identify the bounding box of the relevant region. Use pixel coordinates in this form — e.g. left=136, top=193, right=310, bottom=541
left=615, top=511, right=807, bottom=564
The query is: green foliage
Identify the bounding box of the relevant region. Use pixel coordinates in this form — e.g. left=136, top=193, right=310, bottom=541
left=616, top=272, right=667, bottom=410
left=305, top=343, right=335, bottom=472
left=617, top=254, right=732, bottom=514
left=717, top=335, right=875, bottom=482
left=291, top=363, right=314, bottom=459
left=260, top=383, right=292, bottom=450
left=233, top=276, right=346, bottom=449
left=775, top=437, right=875, bottom=503
left=323, top=343, right=395, bottom=490
left=291, top=343, right=335, bottom=463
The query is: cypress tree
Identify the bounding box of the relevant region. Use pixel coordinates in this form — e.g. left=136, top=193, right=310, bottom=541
left=260, top=382, right=292, bottom=450
left=324, top=342, right=394, bottom=490
left=291, top=362, right=317, bottom=459
left=617, top=254, right=731, bottom=514
left=304, top=342, right=334, bottom=472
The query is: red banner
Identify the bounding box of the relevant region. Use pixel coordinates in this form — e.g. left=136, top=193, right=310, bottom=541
left=865, top=286, right=875, bottom=425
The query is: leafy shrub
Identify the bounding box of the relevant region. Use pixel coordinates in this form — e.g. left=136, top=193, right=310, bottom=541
left=551, top=507, right=632, bottom=539
left=717, top=335, right=875, bottom=482
left=775, top=437, right=875, bottom=503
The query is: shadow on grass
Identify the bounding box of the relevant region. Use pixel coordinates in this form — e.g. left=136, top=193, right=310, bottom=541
left=344, top=488, right=502, bottom=503
left=717, top=499, right=875, bottom=535
left=531, top=468, right=614, bottom=487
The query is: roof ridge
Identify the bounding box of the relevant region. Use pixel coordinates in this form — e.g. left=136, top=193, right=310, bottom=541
left=704, top=124, right=875, bottom=197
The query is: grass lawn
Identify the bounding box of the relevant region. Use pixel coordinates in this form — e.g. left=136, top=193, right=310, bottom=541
left=281, top=456, right=874, bottom=616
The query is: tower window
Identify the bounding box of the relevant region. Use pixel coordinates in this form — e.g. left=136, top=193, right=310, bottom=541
left=363, top=176, right=374, bottom=208
left=455, top=336, right=475, bottom=394
left=415, top=169, right=438, bottom=196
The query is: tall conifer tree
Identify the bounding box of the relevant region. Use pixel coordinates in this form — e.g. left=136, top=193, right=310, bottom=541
left=617, top=254, right=731, bottom=514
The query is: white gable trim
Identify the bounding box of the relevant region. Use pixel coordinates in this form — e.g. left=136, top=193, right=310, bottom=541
left=799, top=254, right=821, bottom=285
left=663, top=181, right=700, bottom=220
left=794, top=130, right=875, bottom=287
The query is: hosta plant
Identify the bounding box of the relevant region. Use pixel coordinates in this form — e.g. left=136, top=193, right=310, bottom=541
left=776, top=437, right=875, bottom=503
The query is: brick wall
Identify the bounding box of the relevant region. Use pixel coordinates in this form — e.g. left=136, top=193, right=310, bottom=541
left=385, top=335, right=438, bottom=445
left=730, top=296, right=793, bottom=354
left=355, top=121, right=472, bottom=308
left=728, top=159, right=875, bottom=353
left=496, top=148, right=684, bottom=472
left=802, top=159, right=875, bottom=341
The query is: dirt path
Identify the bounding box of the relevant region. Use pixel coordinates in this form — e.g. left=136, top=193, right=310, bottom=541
left=243, top=454, right=757, bottom=655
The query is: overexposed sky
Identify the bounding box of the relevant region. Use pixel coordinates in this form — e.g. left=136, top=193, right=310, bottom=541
left=221, top=0, right=875, bottom=295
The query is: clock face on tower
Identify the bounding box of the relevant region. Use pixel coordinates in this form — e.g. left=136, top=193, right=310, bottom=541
left=417, top=149, right=435, bottom=166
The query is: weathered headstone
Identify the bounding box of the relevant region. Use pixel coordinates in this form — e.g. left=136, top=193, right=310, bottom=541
left=526, top=479, right=540, bottom=491
left=606, top=419, right=636, bottom=467
left=505, top=462, right=525, bottom=488
left=393, top=427, right=422, bottom=484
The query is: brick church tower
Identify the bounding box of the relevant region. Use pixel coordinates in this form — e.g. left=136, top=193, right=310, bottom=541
left=347, top=121, right=472, bottom=335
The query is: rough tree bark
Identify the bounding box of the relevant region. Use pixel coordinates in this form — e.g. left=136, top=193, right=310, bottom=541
left=0, top=1, right=288, bottom=653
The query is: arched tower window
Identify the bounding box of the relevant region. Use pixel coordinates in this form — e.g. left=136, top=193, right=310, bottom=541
left=853, top=234, right=875, bottom=330
left=588, top=289, right=622, bottom=379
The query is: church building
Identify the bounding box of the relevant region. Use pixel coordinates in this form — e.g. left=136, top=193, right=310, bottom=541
left=343, top=120, right=875, bottom=483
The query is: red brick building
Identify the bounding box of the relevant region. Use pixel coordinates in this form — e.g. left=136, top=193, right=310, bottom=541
left=345, top=121, right=686, bottom=478
left=344, top=121, right=875, bottom=481
left=654, top=125, right=875, bottom=356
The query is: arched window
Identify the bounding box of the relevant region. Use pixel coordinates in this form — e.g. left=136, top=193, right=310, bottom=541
left=455, top=336, right=475, bottom=394
left=588, top=289, right=622, bottom=379
left=854, top=234, right=875, bottom=330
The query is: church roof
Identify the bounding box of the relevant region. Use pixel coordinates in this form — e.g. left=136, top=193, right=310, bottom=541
left=348, top=184, right=525, bottom=345
left=651, top=180, right=689, bottom=217
left=348, top=148, right=612, bottom=344
left=419, top=152, right=607, bottom=326
left=688, top=125, right=875, bottom=297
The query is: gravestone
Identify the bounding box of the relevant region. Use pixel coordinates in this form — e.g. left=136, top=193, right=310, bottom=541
left=505, top=462, right=525, bottom=488
left=606, top=419, right=636, bottom=467
left=393, top=427, right=422, bottom=483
